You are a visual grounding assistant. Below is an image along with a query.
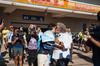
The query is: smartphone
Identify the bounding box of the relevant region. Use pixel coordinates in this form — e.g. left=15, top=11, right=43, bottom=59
left=0, top=19, right=4, bottom=25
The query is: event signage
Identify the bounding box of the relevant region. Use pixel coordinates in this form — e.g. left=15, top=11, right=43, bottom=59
left=22, top=15, right=44, bottom=21
left=11, top=0, right=100, bottom=13
left=69, top=0, right=100, bottom=6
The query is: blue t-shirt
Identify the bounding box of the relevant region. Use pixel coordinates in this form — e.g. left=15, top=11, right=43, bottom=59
left=12, top=34, right=23, bottom=49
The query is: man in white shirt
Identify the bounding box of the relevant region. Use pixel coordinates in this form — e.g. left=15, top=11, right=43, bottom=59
left=66, top=27, right=74, bottom=64
left=6, top=26, right=14, bottom=60
left=52, top=23, right=71, bottom=66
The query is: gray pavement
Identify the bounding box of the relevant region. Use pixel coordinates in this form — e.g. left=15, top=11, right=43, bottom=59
left=0, top=45, right=93, bottom=66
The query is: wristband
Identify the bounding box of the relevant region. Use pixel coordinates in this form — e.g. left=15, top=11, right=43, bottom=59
left=88, top=35, right=92, bottom=39
left=90, top=37, right=93, bottom=40
left=59, top=42, right=62, bottom=45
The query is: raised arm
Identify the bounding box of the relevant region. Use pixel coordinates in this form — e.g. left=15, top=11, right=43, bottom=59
left=0, top=23, right=4, bottom=31
left=12, top=37, right=18, bottom=45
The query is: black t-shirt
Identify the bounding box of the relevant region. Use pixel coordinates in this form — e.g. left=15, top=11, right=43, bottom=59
left=86, top=39, right=100, bottom=61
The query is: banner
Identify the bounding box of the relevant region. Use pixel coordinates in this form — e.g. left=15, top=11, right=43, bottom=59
left=11, top=0, right=100, bottom=13
left=22, top=15, right=44, bottom=21
left=67, top=2, right=100, bottom=13
left=69, top=0, right=100, bottom=6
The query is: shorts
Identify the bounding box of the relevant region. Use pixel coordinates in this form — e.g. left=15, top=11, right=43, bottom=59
left=38, top=54, right=49, bottom=66
left=13, top=49, right=23, bottom=56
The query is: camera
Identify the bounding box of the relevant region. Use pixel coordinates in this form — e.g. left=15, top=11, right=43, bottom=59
left=16, top=30, right=24, bottom=40
left=89, top=23, right=96, bottom=31
left=86, top=23, right=100, bottom=46
left=89, top=23, right=100, bottom=40
left=31, top=27, right=35, bottom=31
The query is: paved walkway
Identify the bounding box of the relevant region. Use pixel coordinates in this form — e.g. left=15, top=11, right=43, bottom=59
left=0, top=45, right=93, bottom=66
left=68, top=46, right=93, bottom=66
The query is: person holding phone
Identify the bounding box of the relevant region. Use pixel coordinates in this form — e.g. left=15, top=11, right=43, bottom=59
left=84, top=26, right=100, bottom=66
left=28, top=24, right=36, bottom=34
left=36, top=26, right=43, bottom=38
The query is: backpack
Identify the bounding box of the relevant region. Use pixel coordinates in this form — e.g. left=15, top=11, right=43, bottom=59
left=28, top=37, right=37, bottom=50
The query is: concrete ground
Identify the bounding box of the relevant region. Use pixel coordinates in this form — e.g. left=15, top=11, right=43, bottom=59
left=0, top=45, right=93, bottom=66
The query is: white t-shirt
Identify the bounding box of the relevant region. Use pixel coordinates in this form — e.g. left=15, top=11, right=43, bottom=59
left=6, top=31, right=13, bottom=43
left=66, top=32, right=72, bottom=44
left=52, top=33, right=71, bottom=59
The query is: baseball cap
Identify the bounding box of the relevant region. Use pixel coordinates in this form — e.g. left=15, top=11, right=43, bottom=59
left=10, top=26, right=13, bottom=28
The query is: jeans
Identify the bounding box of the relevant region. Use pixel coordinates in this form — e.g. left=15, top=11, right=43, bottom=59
left=56, top=58, right=70, bottom=66
left=7, top=43, right=13, bottom=58
left=28, top=49, right=37, bottom=66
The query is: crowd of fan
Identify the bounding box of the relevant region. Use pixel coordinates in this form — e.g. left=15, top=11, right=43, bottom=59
left=0, top=22, right=73, bottom=66
left=0, top=22, right=100, bottom=66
